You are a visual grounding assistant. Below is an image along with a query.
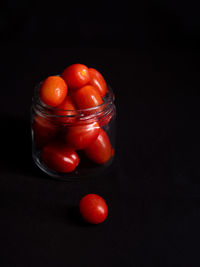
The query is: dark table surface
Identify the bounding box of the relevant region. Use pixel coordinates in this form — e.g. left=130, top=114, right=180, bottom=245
left=1, top=9, right=200, bottom=267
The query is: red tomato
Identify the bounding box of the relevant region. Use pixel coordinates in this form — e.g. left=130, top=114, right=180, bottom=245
left=79, top=194, right=108, bottom=224
left=85, top=129, right=112, bottom=164
left=88, top=68, right=107, bottom=98
left=40, top=76, right=68, bottom=107
left=62, top=64, right=90, bottom=90
left=73, top=85, right=103, bottom=109
left=42, top=141, right=79, bottom=173
left=54, top=96, right=76, bottom=124
left=32, top=115, right=57, bottom=148
left=65, top=121, right=100, bottom=150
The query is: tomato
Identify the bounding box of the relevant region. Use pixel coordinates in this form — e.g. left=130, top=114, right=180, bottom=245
left=32, top=115, right=57, bottom=148
left=62, top=64, right=90, bottom=90
left=73, top=85, right=103, bottom=109
left=88, top=68, right=107, bottom=98
left=40, top=76, right=68, bottom=107
left=85, top=129, right=112, bottom=164
left=79, top=194, right=108, bottom=224
left=54, top=96, right=76, bottom=124
left=42, top=141, right=79, bottom=173
left=65, top=121, right=100, bottom=150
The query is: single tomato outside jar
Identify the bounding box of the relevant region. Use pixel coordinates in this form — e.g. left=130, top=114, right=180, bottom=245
left=31, top=78, right=116, bottom=181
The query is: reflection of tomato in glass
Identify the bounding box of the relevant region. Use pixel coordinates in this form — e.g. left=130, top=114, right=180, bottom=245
left=85, top=129, right=112, bottom=164
left=88, top=68, right=107, bottom=98
left=72, top=85, right=103, bottom=109
left=79, top=194, right=108, bottom=224
left=54, top=96, right=76, bottom=124
left=32, top=115, right=57, bottom=148
left=42, top=141, right=79, bottom=173
left=65, top=121, right=100, bottom=150
left=62, top=64, right=90, bottom=90
left=98, top=110, right=114, bottom=127
left=40, top=76, right=68, bottom=107
left=111, top=148, right=115, bottom=157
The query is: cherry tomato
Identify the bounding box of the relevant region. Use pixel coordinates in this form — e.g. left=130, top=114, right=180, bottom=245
left=88, top=68, right=107, bottom=98
left=40, top=76, right=68, bottom=107
left=54, top=96, right=76, bottom=124
left=62, top=64, right=90, bottom=90
left=65, top=121, right=100, bottom=150
left=42, top=141, right=79, bottom=173
left=85, top=129, right=112, bottom=164
left=79, top=194, right=108, bottom=224
left=32, top=115, right=57, bottom=148
left=73, top=85, right=103, bottom=109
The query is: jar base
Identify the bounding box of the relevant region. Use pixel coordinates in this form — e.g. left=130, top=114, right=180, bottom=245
left=32, top=148, right=115, bottom=181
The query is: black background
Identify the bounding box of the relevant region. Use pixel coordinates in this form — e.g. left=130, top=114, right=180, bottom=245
left=1, top=4, right=200, bottom=266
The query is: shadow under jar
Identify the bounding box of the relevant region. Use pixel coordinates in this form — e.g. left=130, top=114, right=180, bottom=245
left=31, top=81, right=116, bottom=181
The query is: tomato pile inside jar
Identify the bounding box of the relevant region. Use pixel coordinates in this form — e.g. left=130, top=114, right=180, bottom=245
left=31, top=64, right=116, bottom=178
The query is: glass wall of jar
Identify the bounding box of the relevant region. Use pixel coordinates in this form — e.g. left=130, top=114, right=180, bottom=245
left=31, top=81, right=116, bottom=181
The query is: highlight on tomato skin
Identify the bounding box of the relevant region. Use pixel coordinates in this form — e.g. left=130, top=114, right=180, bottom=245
left=65, top=121, right=100, bottom=150
left=54, top=96, right=77, bottom=124
left=88, top=68, right=107, bottom=98
left=85, top=128, right=112, bottom=164
left=41, top=141, right=79, bottom=173
left=62, top=64, right=90, bottom=90
left=32, top=115, right=58, bottom=148
left=79, top=194, right=108, bottom=224
left=40, top=76, right=68, bottom=107
left=72, top=85, right=103, bottom=110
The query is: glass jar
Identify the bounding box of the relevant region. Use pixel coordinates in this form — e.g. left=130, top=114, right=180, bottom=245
left=31, top=78, right=116, bottom=181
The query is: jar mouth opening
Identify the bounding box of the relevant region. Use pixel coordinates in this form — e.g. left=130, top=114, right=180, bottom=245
left=32, top=77, right=115, bottom=121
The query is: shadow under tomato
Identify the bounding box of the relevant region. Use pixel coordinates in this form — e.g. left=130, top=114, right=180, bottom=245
left=65, top=206, right=92, bottom=227
left=0, top=115, right=45, bottom=178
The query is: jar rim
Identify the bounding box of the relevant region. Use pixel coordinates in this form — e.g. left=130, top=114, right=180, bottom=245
left=32, top=76, right=115, bottom=121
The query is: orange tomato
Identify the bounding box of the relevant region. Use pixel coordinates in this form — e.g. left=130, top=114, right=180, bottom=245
left=40, top=76, right=68, bottom=107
